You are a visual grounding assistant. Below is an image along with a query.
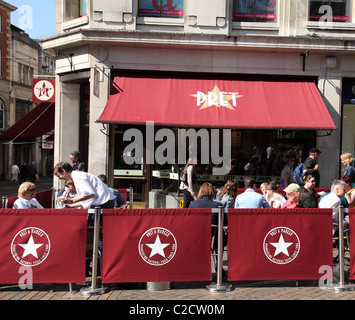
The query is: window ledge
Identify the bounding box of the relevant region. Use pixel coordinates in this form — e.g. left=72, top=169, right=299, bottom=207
left=137, top=16, right=184, bottom=26
left=307, top=21, right=355, bottom=30
left=62, top=15, right=89, bottom=32
left=232, top=21, right=279, bottom=30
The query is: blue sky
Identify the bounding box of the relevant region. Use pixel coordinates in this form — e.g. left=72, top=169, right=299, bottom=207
left=9, top=0, right=56, bottom=39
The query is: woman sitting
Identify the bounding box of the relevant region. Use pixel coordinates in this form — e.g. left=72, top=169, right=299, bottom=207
left=189, top=182, right=225, bottom=225
left=13, top=182, right=43, bottom=209
left=264, top=181, right=286, bottom=208
left=215, top=179, right=238, bottom=208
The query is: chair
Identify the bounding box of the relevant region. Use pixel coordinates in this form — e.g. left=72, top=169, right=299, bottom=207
left=210, top=225, right=228, bottom=271
left=86, top=226, right=103, bottom=276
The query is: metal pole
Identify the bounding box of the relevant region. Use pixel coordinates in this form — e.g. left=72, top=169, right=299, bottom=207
left=207, top=206, right=232, bottom=292
left=81, top=207, right=107, bottom=296
left=129, top=186, right=133, bottom=208
left=330, top=206, right=354, bottom=292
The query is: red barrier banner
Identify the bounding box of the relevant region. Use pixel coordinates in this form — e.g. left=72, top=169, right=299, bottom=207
left=228, top=209, right=333, bottom=281
left=102, top=209, right=212, bottom=283
left=348, top=209, right=355, bottom=279
left=0, top=209, right=87, bottom=284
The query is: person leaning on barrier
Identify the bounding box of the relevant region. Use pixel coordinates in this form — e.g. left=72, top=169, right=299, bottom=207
left=98, top=174, right=126, bottom=208
left=13, top=182, right=44, bottom=209
left=53, top=162, right=115, bottom=209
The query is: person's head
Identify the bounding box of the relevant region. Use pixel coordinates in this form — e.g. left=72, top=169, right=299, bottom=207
left=284, top=156, right=295, bottom=167
left=244, top=177, right=256, bottom=189
left=98, top=174, right=108, bottom=185
left=65, top=180, right=75, bottom=192
left=304, top=174, right=316, bottom=190
left=309, top=148, right=321, bottom=161
left=340, top=175, right=352, bottom=187
left=297, top=189, right=318, bottom=208
left=331, top=180, right=347, bottom=198
left=340, top=152, right=354, bottom=167
left=266, top=181, right=279, bottom=193
left=219, top=179, right=239, bottom=199
left=53, top=162, right=73, bottom=181
left=69, top=151, right=81, bottom=164
left=18, top=182, right=36, bottom=200
left=260, top=182, right=269, bottom=195
left=197, top=182, right=216, bottom=200
left=283, top=183, right=301, bottom=202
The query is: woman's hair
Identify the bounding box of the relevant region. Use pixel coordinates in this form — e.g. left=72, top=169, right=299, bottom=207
left=183, top=157, right=197, bottom=174
left=340, top=152, right=354, bottom=166
left=340, top=174, right=352, bottom=185
left=65, top=180, right=75, bottom=188
left=260, top=182, right=269, bottom=189
left=297, top=190, right=318, bottom=208
left=18, top=182, right=36, bottom=198
left=265, top=181, right=279, bottom=192
left=197, top=182, right=216, bottom=200
left=218, top=179, right=238, bottom=200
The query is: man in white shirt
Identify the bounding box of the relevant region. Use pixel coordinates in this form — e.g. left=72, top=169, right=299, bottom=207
left=53, top=162, right=115, bottom=209
left=319, top=180, right=347, bottom=235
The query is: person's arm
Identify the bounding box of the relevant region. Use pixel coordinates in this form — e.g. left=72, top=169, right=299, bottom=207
left=64, top=194, right=95, bottom=204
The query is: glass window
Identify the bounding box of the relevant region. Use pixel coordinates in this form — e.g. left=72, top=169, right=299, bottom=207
left=0, top=100, right=5, bottom=130
left=309, top=0, right=351, bottom=22
left=80, top=0, right=88, bottom=17
left=15, top=100, right=30, bottom=122
left=233, top=0, right=277, bottom=22
left=138, top=0, right=184, bottom=18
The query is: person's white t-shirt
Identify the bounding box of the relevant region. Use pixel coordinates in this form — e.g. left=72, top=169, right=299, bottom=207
left=13, top=197, right=44, bottom=209
left=318, top=192, right=340, bottom=209
left=71, top=171, right=115, bottom=208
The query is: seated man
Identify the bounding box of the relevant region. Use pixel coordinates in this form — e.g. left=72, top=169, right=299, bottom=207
left=234, top=177, right=270, bottom=209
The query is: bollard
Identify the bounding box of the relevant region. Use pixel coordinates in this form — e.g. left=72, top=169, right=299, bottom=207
left=1, top=196, right=8, bottom=209
left=329, top=206, right=354, bottom=292
left=80, top=207, right=107, bottom=296
left=206, top=206, right=232, bottom=292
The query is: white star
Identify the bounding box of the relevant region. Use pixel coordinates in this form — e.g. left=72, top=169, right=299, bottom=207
left=146, top=235, right=170, bottom=258
left=270, top=234, right=293, bottom=257
left=18, top=235, right=43, bottom=259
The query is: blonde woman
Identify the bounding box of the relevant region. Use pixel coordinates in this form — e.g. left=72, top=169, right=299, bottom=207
left=340, top=152, right=355, bottom=185
left=13, top=182, right=43, bottom=209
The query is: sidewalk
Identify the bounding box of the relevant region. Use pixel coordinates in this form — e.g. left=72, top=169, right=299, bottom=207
left=0, top=175, right=54, bottom=198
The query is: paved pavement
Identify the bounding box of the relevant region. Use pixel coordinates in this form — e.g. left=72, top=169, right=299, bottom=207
left=1, top=176, right=355, bottom=303
left=0, top=175, right=54, bottom=199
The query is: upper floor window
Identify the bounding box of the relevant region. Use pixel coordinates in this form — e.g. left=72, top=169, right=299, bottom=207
left=0, top=99, right=5, bottom=131
left=15, top=100, right=30, bottom=122
left=233, top=0, right=277, bottom=22
left=138, top=0, right=184, bottom=18
left=65, top=0, right=88, bottom=21
left=309, top=0, right=351, bottom=22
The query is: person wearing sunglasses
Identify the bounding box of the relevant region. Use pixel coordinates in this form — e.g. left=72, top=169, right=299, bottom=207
left=13, top=182, right=43, bottom=209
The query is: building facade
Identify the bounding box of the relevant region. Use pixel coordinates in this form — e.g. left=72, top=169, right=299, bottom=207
left=0, top=0, right=16, bottom=180
left=43, top=0, right=355, bottom=203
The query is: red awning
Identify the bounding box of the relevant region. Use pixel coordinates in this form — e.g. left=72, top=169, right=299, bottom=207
left=97, top=76, right=336, bottom=130
left=0, top=102, right=54, bottom=141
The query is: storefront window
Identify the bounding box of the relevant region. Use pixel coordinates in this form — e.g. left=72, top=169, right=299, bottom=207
left=309, top=0, right=351, bottom=22
left=233, top=0, right=277, bottom=22
left=0, top=99, right=5, bottom=130
left=138, top=0, right=184, bottom=18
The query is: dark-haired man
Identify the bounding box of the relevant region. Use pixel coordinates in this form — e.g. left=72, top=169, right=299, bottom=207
left=234, top=177, right=270, bottom=209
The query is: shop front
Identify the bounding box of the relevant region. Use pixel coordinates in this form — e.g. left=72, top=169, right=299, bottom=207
left=97, top=73, right=336, bottom=206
